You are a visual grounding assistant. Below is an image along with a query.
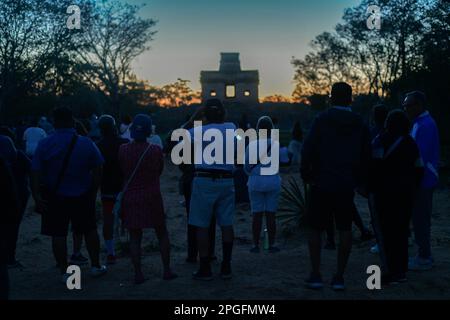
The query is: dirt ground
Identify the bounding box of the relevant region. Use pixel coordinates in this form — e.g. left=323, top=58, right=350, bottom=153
left=8, top=159, right=450, bottom=300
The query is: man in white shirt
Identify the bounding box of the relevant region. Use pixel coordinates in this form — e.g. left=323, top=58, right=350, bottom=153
left=181, top=99, right=236, bottom=281
left=23, top=119, right=47, bottom=157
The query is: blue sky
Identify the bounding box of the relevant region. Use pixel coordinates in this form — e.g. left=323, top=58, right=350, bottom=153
left=128, top=0, right=360, bottom=97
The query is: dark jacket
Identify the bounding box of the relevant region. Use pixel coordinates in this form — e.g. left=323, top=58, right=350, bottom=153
left=96, top=136, right=129, bottom=197
left=369, top=133, right=424, bottom=195
left=0, top=158, right=19, bottom=265
left=301, top=107, right=371, bottom=192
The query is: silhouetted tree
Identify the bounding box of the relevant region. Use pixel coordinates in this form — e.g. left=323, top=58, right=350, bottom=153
left=292, top=0, right=436, bottom=99
left=74, top=0, right=158, bottom=117
left=0, top=0, right=83, bottom=121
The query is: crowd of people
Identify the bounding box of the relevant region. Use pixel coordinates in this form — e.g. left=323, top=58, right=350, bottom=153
left=0, top=82, right=441, bottom=299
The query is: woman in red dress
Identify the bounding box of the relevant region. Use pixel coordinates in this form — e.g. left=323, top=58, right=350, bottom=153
left=118, top=114, right=177, bottom=283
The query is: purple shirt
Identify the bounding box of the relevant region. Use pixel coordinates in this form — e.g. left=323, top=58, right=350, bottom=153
left=411, top=111, right=440, bottom=189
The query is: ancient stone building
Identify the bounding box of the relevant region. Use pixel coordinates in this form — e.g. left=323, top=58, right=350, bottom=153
left=200, top=53, right=259, bottom=105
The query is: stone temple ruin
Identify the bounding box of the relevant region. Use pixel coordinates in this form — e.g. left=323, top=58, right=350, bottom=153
left=200, top=53, right=259, bottom=105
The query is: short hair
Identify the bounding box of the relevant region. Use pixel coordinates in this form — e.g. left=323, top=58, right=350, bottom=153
left=204, top=99, right=225, bottom=123
left=385, top=110, right=411, bottom=136
left=331, top=82, right=352, bottom=106
left=256, top=116, right=274, bottom=131
left=98, top=115, right=117, bottom=136
left=372, top=104, right=389, bottom=127
left=53, top=107, right=74, bottom=129
left=406, top=91, right=427, bottom=106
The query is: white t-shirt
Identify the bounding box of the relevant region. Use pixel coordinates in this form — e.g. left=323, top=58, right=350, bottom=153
left=188, top=122, right=237, bottom=172
left=23, top=127, right=47, bottom=156
left=148, top=135, right=163, bottom=149
left=244, top=138, right=281, bottom=192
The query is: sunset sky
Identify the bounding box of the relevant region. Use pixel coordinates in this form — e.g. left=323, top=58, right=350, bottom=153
left=128, top=0, right=360, bottom=98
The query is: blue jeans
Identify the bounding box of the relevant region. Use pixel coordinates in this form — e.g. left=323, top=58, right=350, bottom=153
left=412, top=188, right=434, bottom=259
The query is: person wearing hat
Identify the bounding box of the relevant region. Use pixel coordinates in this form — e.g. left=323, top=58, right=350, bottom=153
left=118, top=114, right=177, bottom=283
left=181, top=99, right=236, bottom=281
left=96, top=115, right=129, bottom=265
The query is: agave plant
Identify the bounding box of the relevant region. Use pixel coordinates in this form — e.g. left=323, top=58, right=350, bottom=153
left=277, top=175, right=307, bottom=230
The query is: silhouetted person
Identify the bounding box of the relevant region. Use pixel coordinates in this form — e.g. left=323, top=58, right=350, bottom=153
left=31, top=107, right=107, bottom=282
left=301, top=82, right=371, bottom=291
left=244, top=116, right=281, bottom=253
left=96, top=115, right=129, bottom=265
left=403, top=91, right=440, bottom=271
left=288, top=121, right=303, bottom=167
left=0, top=157, right=19, bottom=300
left=370, top=104, right=389, bottom=140
left=368, top=103, right=389, bottom=255
left=370, top=110, right=424, bottom=284
left=182, top=99, right=236, bottom=281
left=23, top=118, right=47, bottom=158
left=0, top=127, right=31, bottom=269
left=118, top=114, right=177, bottom=283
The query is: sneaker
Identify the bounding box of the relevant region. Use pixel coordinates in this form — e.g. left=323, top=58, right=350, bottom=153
left=90, top=265, right=107, bottom=278
left=250, top=246, right=260, bottom=253
left=370, top=244, right=379, bottom=254
left=331, top=275, right=345, bottom=291
left=220, top=263, right=232, bottom=280
left=269, top=246, right=280, bottom=253
left=305, top=273, right=324, bottom=290
left=7, top=260, right=24, bottom=270
left=408, top=256, right=433, bottom=271
left=106, top=255, right=117, bottom=265
left=192, top=269, right=213, bottom=281
left=70, top=253, right=89, bottom=266
left=324, top=241, right=336, bottom=250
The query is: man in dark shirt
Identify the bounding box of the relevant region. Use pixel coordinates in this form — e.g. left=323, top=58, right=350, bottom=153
left=0, top=157, right=19, bottom=300
left=301, top=82, right=371, bottom=291
left=96, top=115, right=129, bottom=264
left=0, top=127, right=31, bottom=269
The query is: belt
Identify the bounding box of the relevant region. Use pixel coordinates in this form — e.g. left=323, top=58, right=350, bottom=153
left=194, top=170, right=233, bottom=179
